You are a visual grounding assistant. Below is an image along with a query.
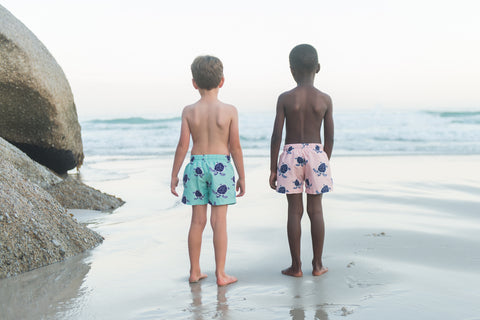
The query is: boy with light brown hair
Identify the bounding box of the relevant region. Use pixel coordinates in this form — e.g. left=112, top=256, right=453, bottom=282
left=171, top=55, right=245, bottom=286
left=270, top=44, right=334, bottom=277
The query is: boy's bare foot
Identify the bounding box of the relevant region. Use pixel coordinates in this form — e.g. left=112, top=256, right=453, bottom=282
left=281, top=267, right=303, bottom=277
left=216, top=274, right=237, bottom=286
left=312, top=266, right=328, bottom=276
left=189, top=273, right=208, bottom=283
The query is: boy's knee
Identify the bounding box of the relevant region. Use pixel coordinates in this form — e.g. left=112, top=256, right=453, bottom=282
left=307, top=207, right=323, bottom=218
left=210, top=215, right=227, bottom=229
left=192, top=216, right=207, bottom=227
left=288, top=208, right=304, bottom=218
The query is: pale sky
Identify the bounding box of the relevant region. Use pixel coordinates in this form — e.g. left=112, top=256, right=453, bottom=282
left=2, top=0, right=479, bottom=119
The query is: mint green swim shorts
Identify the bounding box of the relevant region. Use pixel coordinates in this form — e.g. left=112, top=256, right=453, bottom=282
left=182, top=154, right=236, bottom=206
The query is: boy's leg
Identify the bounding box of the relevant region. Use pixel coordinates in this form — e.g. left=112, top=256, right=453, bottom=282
left=306, top=194, right=328, bottom=276
left=210, top=205, right=237, bottom=286
left=188, top=204, right=208, bottom=282
left=282, top=193, right=304, bottom=277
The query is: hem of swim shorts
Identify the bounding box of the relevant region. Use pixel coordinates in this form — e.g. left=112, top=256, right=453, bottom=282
left=276, top=190, right=333, bottom=195
left=276, top=190, right=303, bottom=195
left=182, top=202, right=207, bottom=206
left=210, top=201, right=236, bottom=206
left=305, top=191, right=332, bottom=195
left=182, top=201, right=237, bottom=206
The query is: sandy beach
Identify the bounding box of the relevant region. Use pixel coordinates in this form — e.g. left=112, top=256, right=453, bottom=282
left=1, top=154, right=479, bottom=319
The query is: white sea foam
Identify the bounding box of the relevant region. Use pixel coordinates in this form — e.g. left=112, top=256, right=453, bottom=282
left=81, top=110, right=480, bottom=157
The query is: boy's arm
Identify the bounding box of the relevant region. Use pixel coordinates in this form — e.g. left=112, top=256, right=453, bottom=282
left=171, top=108, right=191, bottom=196
left=323, top=96, right=334, bottom=159
left=269, top=95, right=285, bottom=190
left=228, top=106, right=245, bottom=197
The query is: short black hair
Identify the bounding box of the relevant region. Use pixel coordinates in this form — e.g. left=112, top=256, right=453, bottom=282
left=289, top=44, right=318, bottom=73
left=191, top=55, right=223, bottom=90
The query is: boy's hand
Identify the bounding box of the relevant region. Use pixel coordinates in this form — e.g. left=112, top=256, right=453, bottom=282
left=236, top=177, right=245, bottom=197
left=171, top=176, right=179, bottom=196
left=269, top=172, right=277, bottom=190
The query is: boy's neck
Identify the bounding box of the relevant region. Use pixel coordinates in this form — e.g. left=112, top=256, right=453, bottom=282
left=294, top=73, right=316, bottom=86
left=198, top=88, right=220, bottom=101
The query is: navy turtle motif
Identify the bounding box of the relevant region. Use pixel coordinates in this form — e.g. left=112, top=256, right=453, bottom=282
left=305, top=178, right=313, bottom=189
left=182, top=196, right=189, bottom=204
left=210, top=162, right=226, bottom=176
left=277, top=186, right=289, bottom=194
left=313, top=163, right=328, bottom=176
left=286, top=146, right=294, bottom=154
left=295, top=156, right=307, bottom=167
left=193, top=190, right=205, bottom=200
left=278, top=163, right=291, bottom=178
left=194, top=167, right=204, bottom=178
left=183, top=174, right=190, bottom=184
left=213, top=184, right=229, bottom=198
left=314, top=145, right=323, bottom=153
left=320, top=185, right=330, bottom=193
left=293, top=179, right=301, bottom=189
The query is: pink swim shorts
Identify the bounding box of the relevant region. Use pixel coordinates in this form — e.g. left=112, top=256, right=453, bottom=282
left=276, top=143, right=333, bottom=194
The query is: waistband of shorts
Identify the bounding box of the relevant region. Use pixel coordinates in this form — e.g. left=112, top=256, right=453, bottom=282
left=283, top=143, right=324, bottom=151
left=189, top=154, right=231, bottom=162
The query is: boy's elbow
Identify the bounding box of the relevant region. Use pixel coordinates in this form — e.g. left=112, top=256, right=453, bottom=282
left=325, top=136, right=334, bottom=146
left=177, top=141, right=189, bottom=153
left=230, top=144, right=242, bottom=156
left=323, top=136, right=334, bottom=151
left=229, top=139, right=243, bottom=155
left=271, top=132, right=282, bottom=145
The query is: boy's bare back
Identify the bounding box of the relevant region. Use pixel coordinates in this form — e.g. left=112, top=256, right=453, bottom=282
left=279, top=85, right=333, bottom=145
left=183, top=98, right=238, bottom=155
left=172, top=55, right=244, bottom=199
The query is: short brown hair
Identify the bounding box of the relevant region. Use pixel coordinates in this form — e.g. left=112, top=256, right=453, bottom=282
left=289, top=44, right=318, bottom=73
left=191, top=55, right=224, bottom=90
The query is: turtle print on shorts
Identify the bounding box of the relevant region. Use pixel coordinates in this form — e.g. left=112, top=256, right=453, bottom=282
left=276, top=143, right=333, bottom=194
left=182, top=154, right=236, bottom=205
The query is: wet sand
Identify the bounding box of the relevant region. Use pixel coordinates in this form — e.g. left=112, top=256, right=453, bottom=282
left=1, top=155, right=480, bottom=319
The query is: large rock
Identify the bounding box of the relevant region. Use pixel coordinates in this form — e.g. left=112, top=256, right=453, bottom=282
left=0, top=159, right=103, bottom=279
left=44, top=176, right=125, bottom=212
left=0, top=137, right=124, bottom=212
left=0, top=4, right=83, bottom=174
left=0, top=136, right=61, bottom=189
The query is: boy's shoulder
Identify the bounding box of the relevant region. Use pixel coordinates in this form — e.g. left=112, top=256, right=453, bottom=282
left=218, top=102, right=238, bottom=120
left=279, top=87, right=332, bottom=103
left=182, top=101, right=237, bottom=116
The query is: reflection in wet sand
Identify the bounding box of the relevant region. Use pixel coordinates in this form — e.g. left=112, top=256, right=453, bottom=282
left=189, top=281, right=230, bottom=319
left=189, top=282, right=204, bottom=320
left=289, top=278, right=330, bottom=320
left=216, top=285, right=229, bottom=318
left=0, top=252, right=91, bottom=320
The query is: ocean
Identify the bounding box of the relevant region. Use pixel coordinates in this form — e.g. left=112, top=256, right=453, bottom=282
left=81, top=109, right=480, bottom=158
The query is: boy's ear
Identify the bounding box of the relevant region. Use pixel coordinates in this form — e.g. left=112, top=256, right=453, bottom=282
left=192, top=79, right=199, bottom=89
left=218, top=77, right=225, bottom=88
left=316, top=63, right=320, bottom=74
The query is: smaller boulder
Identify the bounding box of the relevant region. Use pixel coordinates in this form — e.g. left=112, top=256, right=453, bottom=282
left=0, top=159, right=103, bottom=279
